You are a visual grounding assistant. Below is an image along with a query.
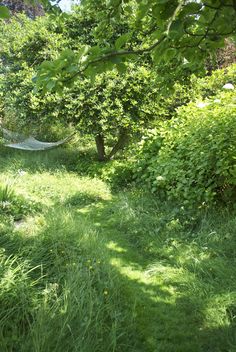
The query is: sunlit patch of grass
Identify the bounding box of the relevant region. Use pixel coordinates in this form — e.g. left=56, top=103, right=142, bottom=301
left=0, top=149, right=236, bottom=351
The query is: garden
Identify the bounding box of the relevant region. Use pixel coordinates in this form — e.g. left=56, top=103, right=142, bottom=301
left=0, top=1, right=236, bottom=351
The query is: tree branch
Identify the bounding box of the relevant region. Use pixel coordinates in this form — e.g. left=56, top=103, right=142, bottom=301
left=64, top=35, right=166, bottom=82
left=64, top=2, right=186, bottom=83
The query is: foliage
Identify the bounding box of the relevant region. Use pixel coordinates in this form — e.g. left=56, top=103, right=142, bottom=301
left=134, top=89, right=236, bottom=205
left=34, top=0, right=236, bottom=92
left=0, top=12, right=164, bottom=159
left=190, top=62, right=236, bottom=99
left=59, top=64, right=161, bottom=159
left=0, top=14, right=69, bottom=136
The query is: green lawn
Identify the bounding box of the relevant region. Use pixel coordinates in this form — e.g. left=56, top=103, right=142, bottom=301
left=0, top=146, right=236, bottom=352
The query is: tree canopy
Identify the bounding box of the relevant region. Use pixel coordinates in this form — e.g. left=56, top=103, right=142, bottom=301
left=33, top=0, right=236, bottom=92
left=1, top=1, right=235, bottom=92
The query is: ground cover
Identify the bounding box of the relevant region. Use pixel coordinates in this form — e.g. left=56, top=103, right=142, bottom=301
left=0, top=146, right=235, bottom=352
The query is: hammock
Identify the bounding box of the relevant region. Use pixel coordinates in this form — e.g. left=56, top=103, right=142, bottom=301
left=2, top=127, right=75, bottom=151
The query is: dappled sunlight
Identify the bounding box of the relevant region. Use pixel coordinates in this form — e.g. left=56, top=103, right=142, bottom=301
left=0, top=2, right=235, bottom=349
left=109, top=257, right=174, bottom=300
left=106, top=241, right=127, bottom=253
left=0, top=147, right=236, bottom=351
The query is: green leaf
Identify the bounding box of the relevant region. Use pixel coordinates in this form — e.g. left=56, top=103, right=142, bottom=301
left=46, top=80, right=56, bottom=91
left=115, top=32, right=132, bottom=50
left=0, top=5, right=10, bottom=19
left=182, top=2, right=202, bottom=15
left=164, top=48, right=177, bottom=61
left=116, top=63, right=127, bottom=73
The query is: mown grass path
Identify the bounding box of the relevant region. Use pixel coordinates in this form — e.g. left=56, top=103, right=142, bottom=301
left=0, top=149, right=236, bottom=352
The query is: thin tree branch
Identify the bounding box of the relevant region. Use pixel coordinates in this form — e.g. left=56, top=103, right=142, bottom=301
left=64, top=35, right=166, bottom=82
left=64, top=2, right=185, bottom=83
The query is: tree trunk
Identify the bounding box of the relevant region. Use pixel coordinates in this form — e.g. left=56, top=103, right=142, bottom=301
left=95, top=134, right=106, bottom=161
left=107, top=128, right=129, bottom=160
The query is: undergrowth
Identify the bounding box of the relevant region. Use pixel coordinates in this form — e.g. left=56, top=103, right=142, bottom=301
left=0, top=147, right=235, bottom=352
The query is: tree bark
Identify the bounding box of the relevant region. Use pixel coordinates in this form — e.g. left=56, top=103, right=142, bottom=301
left=107, top=128, right=129, bottom=160
left=95, top=134, right=106, bottom=161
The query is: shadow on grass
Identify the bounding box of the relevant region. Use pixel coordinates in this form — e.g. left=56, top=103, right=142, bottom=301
left=0, top=145, right=96, bottom=174
left=65, top=193, right=106, bottom=208
left=0, top=155, right=236, bottom=351
left=64, top=195, right=236, bottom=352
left=0, top=145, right=132, bottom=194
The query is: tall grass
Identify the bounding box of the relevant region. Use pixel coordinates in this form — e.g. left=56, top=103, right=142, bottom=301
left=0, top=148, right=235, bottom=351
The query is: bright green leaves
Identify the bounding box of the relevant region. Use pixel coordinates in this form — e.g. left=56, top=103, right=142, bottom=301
left=5, top=0, right=235, bottom=96
left=74, top=0, right=236, bottom=80
left=115, top=32, right=133, bottom=50
left=34, top=49, right=79, bottom=94
left=69, top=63, right=160, bottom=139
left=134, top=67, right=236, bottom=205
left=0, top=5, right=10, bottom=19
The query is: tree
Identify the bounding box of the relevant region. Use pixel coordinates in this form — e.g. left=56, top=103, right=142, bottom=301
left=0, top=9, right=162, bottom=160
left=61, top=65, right=160, bottom=161
left=34, top=0, right=236, bottom=92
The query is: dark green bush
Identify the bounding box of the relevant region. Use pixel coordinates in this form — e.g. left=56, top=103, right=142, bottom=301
left=134, top=90, right=236, bottom=205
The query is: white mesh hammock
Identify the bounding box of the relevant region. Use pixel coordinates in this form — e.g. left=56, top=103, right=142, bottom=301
left=2, top=127, right=74, bottom=151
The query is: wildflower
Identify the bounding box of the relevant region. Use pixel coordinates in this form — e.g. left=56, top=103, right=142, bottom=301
left=223, top=83, right=234, bottom=90
left=196, top=101, right=209, bottom=108
left=156, top=176, right=165, bottom=182
left=18, top=169, right=26, bottom=176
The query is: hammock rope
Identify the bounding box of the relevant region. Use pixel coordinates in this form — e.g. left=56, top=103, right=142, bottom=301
left=1, top=127, right=75, bottom=151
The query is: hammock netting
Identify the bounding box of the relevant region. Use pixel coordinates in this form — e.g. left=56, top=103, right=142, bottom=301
left=2, top=128, right=74, bottom=151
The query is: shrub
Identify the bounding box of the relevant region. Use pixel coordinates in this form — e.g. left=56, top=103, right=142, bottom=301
left=191, top=63, right=236, bottom=100
left=134, top=90, right=236, bottom=205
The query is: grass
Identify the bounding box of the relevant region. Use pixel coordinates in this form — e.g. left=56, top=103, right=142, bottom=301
left=0, top=144, right=235, bottom=352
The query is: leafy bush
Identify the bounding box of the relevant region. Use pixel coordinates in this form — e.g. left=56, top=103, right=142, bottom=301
left=134, top=90, right=236, bottom=205
left=191, top=63, right=236, bottom=100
